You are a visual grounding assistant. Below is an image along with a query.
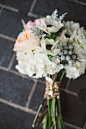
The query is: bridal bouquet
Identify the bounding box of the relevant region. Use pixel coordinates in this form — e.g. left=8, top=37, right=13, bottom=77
left=13, top=10, right=86, bottom=129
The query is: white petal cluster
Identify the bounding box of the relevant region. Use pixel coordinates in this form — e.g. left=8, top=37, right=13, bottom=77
left=62, top=21, right=86, bottom=78
left=38, top=16, right=63, bottom=34
left=64, top=61, right=86, bottom=79
left=16, top=47, right=63, bottom=78
left=14, top=10, right=86, bottom=80
left=63, top=21, right=86, bottom=56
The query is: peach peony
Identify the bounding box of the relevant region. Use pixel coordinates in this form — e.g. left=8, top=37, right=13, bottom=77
left=13, top=30, right=40, bottom=53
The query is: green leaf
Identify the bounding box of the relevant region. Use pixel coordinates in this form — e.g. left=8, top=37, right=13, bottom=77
left=49, top=34, right=52, bottom=39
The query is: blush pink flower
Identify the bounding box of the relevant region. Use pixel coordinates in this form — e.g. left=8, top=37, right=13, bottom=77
left=25, top=18, right=43, bottom=29
left=34, top=18, right=43, bottom=26
left=25, top=21, right=35, bottom=29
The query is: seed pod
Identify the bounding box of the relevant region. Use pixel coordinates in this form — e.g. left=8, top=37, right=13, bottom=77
left=62, top=41, right=67, bottom=46
left=66, top=55, right=70, bottom=61
left=72, top=55, right=76, bottom=59
left=63, top=50, right=68, bottom=55
left=69, top=44, right=74, bottom=49
left=68, top=50, right=72, bottom=55
left=63, top=46, right=68, bottom=50
left=59, top=51, right=63, bottom=56
left=61, top=55, right=65, bottom=61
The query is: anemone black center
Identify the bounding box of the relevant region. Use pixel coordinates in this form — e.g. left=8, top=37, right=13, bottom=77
left=47, top=24, right=52, bottom=27
left=46, top=45, right=52, bottom=50
left=65, top=34, right=70, bottom=38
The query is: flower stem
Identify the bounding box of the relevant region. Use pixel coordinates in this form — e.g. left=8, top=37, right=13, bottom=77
left=58, top=98, right=65, bottom=128
left=60, top=70, right=66, bottom=81
left=32, top=99, right=46, bottom=127
left=47, top=99, right=51, bottom=129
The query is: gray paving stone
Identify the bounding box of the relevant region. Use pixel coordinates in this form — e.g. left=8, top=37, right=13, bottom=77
left=68, top=73, right=86, bottom=95
left=0, top=102, right=42, bottom=129
left=33, top=0, right=86, bottom=28
left=0, top=69, right=34, bottom=106
left=61, top=76, right=69, bottom=89
left=0, top=10, right=31, bottom=38
left=0, top=38, right=14, bottom=67
left=76, top=0, right=86, bottom=3
left=29, top=82, right=45, bottom=111
left=11, top=54, right=18, bottom=72
left=0, top=0, right=33, bottom=13
left=0, top=102, right=74, bottom=129
left=60, top=91, right=86, bottom=128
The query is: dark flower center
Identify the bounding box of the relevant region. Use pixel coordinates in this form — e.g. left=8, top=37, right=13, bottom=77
left=46, top=45, right=52, bottom=50
left=65, top=34, right=70, bottom=38
left=47, top=24, right=52, bottom=27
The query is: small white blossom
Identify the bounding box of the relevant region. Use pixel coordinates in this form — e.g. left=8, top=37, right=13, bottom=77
left=38, top=17, right=63, bottom=34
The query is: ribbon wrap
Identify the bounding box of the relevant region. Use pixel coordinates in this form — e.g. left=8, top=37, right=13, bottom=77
left=44, top=77, right=61, bottom=99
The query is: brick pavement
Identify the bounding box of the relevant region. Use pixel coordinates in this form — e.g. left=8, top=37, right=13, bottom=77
left=0, top=0, right=86, bottom=129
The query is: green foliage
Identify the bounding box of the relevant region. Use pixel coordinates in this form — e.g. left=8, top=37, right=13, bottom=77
left=47, top=54, right=52, bottom=61
left=40, top=15, right=44, bottom=18
left=49, top=32, right=59, bottom=40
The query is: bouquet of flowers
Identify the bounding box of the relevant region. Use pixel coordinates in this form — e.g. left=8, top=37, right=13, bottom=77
left=13, top=9, right=86, bottom=129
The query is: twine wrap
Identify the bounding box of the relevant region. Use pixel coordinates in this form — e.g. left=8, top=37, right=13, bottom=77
left=44, top=79, right=61, bottom=99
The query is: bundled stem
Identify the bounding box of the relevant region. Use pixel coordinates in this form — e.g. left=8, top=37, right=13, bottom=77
left=32, top=71, right=65, bottom=129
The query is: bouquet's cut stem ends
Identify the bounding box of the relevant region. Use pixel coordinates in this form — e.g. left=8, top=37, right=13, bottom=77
left=32, top=99, right=46, bottom=128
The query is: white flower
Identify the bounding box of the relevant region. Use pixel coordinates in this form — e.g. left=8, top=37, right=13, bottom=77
left=38, top=16, right=63, bottom=34
left=64, top=65, right=79, bottom=79
left=63, top=21, right=86, bottom=56
left=13, top=30, right=40, bottom=53
left=40, top=38, right=60, bottom=56
left=15, top=47, right=63, bottom=78
left=64, top=60, right=86, bottom=79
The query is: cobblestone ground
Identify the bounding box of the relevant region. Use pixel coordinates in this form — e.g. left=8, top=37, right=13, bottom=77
left=0, top=0, right=86, bottom=129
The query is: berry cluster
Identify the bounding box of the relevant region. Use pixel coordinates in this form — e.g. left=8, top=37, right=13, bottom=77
left=59, top=41, right=78, bottom=66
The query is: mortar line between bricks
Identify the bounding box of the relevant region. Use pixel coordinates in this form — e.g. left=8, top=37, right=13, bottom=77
left=0, top=66, right=78, bottom=97
left=0, top=33, right=16, bottom=42
left=60, top=88, right=78, bottom=96
left=7, top=52, right=16, bottom=70
left=0, top=66, right=45, bottom=84
left=25, top=81, right=38, bottom=108
left=65, top=79, right=71, bottom=90
left=29, top=0, right=37, bottom=13
left=28, top=12, right=39, bottom=18
left=64, top=122, right=82, bottom=129
left=69, top=0, right=86, bottom=6
left=0, top=98, right=41, bottom=116
left=0, top=7, right=3, bottom=15
left=83, top=122, right=86, bottom=129
left=0, top=3, right=19, bottom=12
